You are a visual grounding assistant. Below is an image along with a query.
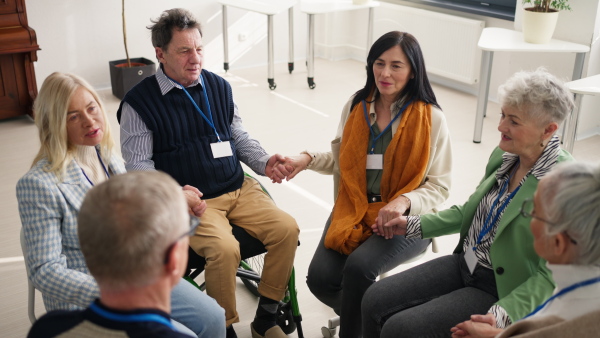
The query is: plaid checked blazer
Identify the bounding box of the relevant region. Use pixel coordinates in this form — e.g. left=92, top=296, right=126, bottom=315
left=17, top=151, right=125, bottom=311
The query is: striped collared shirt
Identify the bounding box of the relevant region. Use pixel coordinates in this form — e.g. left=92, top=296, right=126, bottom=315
left=120, top=66, right=270, bottom=175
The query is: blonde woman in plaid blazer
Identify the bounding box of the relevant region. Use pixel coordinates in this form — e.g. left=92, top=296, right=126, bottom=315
left=16, top=72, right=225, bottom=337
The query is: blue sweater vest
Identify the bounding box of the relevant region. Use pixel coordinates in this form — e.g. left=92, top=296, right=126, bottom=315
left=117, top=70, right=244, bottom=199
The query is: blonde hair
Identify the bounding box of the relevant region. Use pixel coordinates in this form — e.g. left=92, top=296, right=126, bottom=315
left=32, top=72, right=117, bottom=178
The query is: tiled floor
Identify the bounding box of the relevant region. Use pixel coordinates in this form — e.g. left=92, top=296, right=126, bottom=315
left=1, top=58, right=598, bottom=337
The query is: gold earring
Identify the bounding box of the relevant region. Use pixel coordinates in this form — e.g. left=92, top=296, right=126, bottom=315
left=540, top=141, right=544, bottom=148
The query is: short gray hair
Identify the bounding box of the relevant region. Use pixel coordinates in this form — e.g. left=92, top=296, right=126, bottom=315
left=540, top=161, right=600, bottom=265
left=148, top=8, right=202, bottom=51
left=78, top=171, right=188, bottom=290
left=498, top=68, right=574, bottom=127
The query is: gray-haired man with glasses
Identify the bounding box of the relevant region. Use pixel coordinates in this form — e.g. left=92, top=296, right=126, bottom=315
left=27, top=171, right=224, bottom=338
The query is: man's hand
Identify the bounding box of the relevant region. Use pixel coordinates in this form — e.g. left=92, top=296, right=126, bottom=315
left=265, top=154, right=294, bottom=184
left=450, top=313, right=502, bottom=338
left=183, top=185, right=207, bottom=217
left=371, top=196, right=410, bottom=239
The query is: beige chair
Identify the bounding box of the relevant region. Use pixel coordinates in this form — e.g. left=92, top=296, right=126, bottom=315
left=321, top=239, right=439, bottom=338
left=20, top=229, right=39, bottom=324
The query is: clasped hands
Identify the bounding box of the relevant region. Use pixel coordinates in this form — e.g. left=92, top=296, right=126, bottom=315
left=371, top=195, right=410, bottom=239
left=265, top=153, right=311, bottom=184
left=450, top=313, right=503, bottom=338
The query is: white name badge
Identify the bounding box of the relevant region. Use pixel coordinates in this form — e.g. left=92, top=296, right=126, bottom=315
left=210, top=141, right=233, bottom=158
left=465, top=248, right=478, bottom=275
left=366, top=154, right=383, bottom=170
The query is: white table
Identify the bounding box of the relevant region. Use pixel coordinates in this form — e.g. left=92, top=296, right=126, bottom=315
left=300, top=0, right=380, bottom=89
left=474, top=27, right=589, bottom=143
left=563, top=74, right=600, bottom=152
left=219, top=0, right=297, bottom=90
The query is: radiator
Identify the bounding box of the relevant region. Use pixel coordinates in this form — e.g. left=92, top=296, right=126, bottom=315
left=376, top=4, right=484, bottom=85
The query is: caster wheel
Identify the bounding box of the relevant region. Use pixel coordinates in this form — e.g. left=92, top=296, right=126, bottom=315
left=269, top=84, right=277, bottom=90
left=321, top=326, right=336, bottom=338
left=224, top=62, right=229, bottom=72
left=288, top=62, right=294, bottom=74
left=308, top=77, right=316, bottom=89
left=268, top=79, right=276, bottom=90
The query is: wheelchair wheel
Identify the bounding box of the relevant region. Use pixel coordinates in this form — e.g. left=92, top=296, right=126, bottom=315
left=240, top=253, right=265, bottom=298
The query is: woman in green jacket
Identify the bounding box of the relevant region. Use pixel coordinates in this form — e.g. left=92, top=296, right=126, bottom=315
left=361, top=68, right=575, bottom=338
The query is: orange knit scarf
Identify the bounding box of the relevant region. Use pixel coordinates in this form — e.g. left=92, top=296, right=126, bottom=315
left=324, top=98, right=432, bottom=255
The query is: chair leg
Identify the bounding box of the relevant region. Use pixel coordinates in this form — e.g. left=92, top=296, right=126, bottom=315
left=28, top=280, right=36, bottom=324
left=321, top=316, right=339, bottom=338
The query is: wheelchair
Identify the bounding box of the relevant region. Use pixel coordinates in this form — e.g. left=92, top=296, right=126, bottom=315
left=183, top=176, right=303, bottom=337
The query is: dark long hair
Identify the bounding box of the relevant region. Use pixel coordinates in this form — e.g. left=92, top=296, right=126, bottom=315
left=351, top=31, right=440, bottom=110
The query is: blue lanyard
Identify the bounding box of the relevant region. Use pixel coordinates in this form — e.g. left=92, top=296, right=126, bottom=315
left=80, top=149, right=110, bottom=187
left=362, top=99, right=412, bottom=154
left=523, top=276, right=600, bottom=319
left=89, top=302, right=175, bottom=329
left=168, top=75, right=221, bottom=142
left=474, top=163, right=521, bottom=250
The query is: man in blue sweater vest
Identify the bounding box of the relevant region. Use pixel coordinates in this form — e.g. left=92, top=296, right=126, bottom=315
left=117, top=8, right=299, bottom=338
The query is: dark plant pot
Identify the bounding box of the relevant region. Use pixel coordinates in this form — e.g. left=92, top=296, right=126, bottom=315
left=108, top=57, right=156, bottom=99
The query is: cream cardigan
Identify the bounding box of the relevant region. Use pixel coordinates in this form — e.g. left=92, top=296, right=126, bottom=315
left=306, top=96, right=452, bottom=216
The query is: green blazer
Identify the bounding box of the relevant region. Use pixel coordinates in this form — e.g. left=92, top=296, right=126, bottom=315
left=420, top=146, right=573, bottom=322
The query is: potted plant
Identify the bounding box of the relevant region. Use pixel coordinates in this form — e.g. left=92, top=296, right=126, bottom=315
left=108, top=0, right=156, bottom=99
left=522, top=0, right=571, bottom=44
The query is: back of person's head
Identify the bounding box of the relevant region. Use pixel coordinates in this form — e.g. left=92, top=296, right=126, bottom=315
left=541, top=161, right=600, bottom=265
left=32, top=72, right=115, bottom=176
left=352, top=31, right=439, bottom=109
left=78, top=171, right=189, bottom=291
left=498, top=67, right=574, bottom=127
left=148, top=8, right=202, bottom=52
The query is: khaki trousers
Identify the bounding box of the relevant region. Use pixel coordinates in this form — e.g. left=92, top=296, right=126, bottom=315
left=189, top=176, right=299, bottom=326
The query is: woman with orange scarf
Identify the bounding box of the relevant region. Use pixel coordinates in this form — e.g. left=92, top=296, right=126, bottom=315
left=281, top=31, right=452, bottom=338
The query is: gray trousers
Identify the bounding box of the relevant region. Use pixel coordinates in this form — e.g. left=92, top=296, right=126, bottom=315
left=307, top=216, right=431, bottom=338
left=361, top=252, right=499, bottom=338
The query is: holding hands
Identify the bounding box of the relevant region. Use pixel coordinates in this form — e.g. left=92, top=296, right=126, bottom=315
left=450, top=313, right=502, bottom=338
left=371, top=196, right=410, bottom=239
left=265, top=153, right=312, bottom=183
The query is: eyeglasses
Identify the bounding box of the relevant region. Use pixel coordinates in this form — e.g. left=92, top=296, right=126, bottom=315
left=164, top=216, right=200, bottom=264
left=520, top=198, right=577, bottom=245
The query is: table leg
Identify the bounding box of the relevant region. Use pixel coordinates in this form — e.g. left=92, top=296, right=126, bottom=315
left=563, top=93, right=582, bottom=153
left=222, top=5, right=229, bottom=72
left=367, top=7, right=374, bottom=57
left=473, top=50, right=493, bottom=143
left=572, top=52, right=586, bottom=81
left=307, top=13, right=316, bottom=89
left=267, top=14, right=276, bottom=90
left=288, top=7, right=294, bottom=74
left=562, top=53, right=585, bottom=152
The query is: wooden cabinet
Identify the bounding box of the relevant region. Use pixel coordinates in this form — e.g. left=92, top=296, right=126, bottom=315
left=0, top=0, right=40, bottom=119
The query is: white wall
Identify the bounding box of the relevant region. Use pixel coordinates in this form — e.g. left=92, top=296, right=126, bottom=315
left=26, top=0, right=305, bottom=90
left=25, top=0, right=599, bottom=139
left=311, top=0, right=600, bottom=139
